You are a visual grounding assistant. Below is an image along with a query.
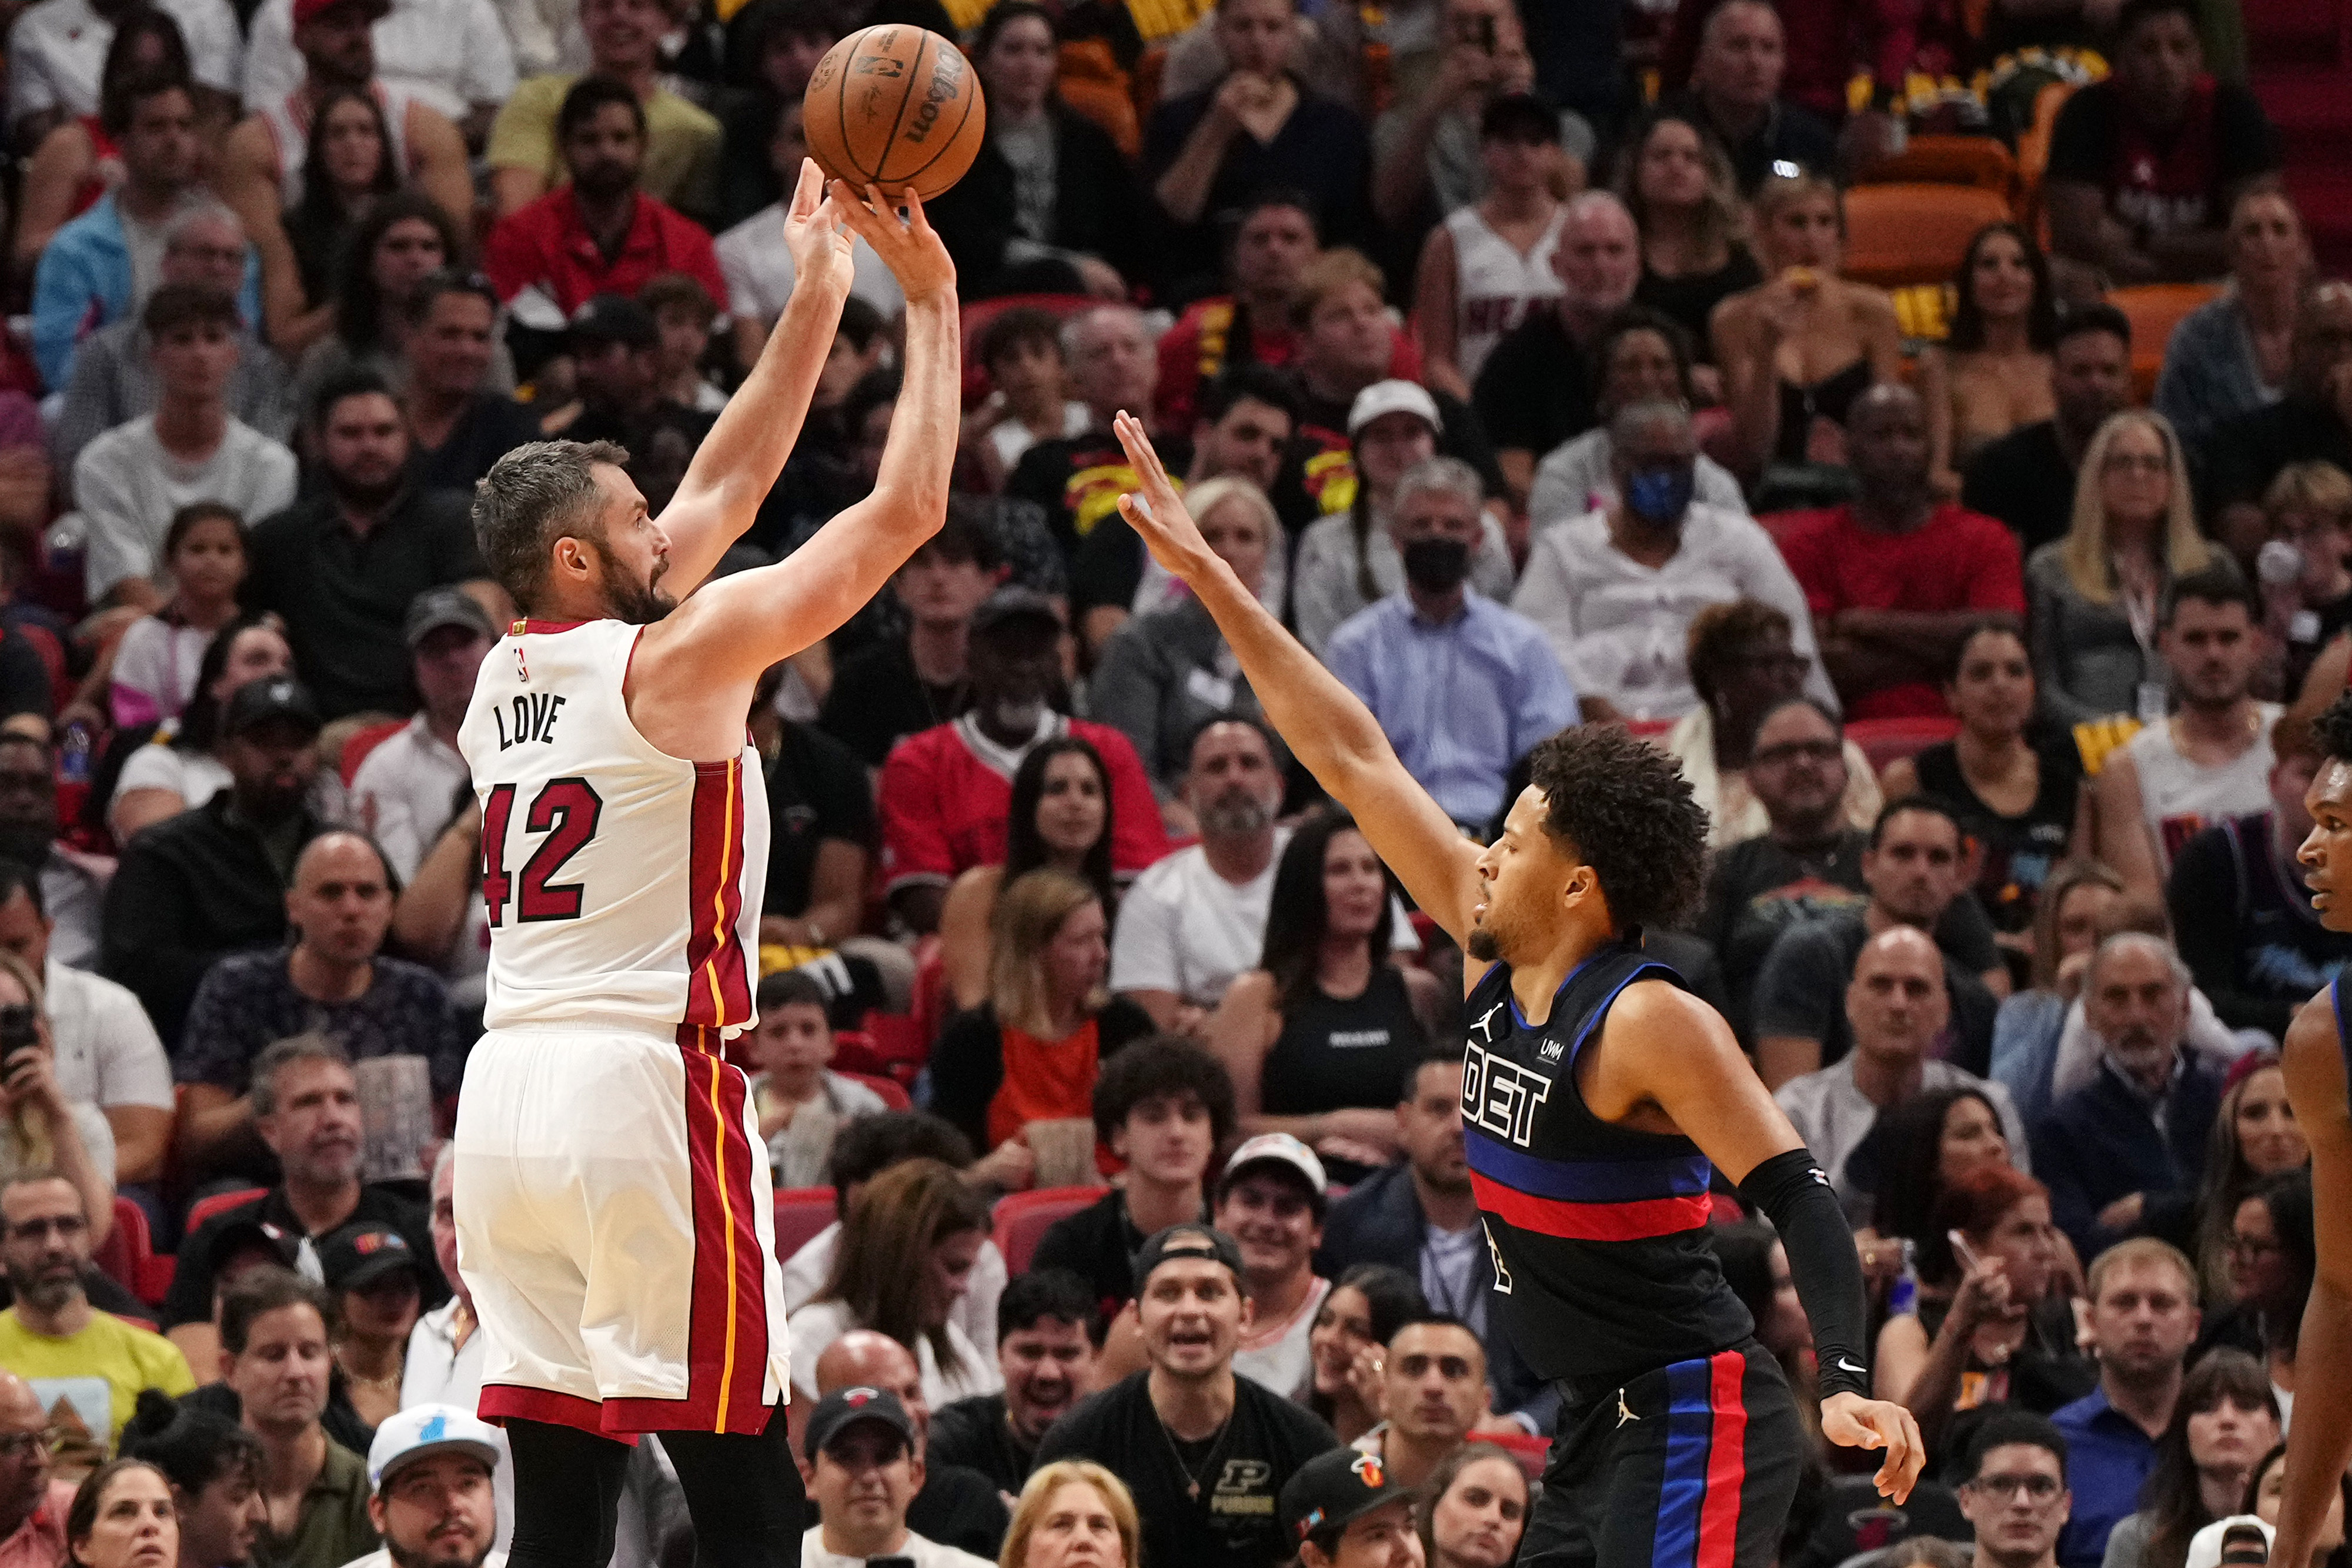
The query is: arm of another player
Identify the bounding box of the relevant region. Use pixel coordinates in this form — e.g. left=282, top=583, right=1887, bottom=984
left=652, top=159, right=864, bottom=595
left=1592, top=980, right=1926, bottom=1502
left=2272, top=991, right=2352, bottom=1568
left=1111, top=412, right=1482, bottom=943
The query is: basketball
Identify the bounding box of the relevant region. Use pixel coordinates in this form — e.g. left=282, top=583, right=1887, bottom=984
left=801, top=24, right=987, bottom=203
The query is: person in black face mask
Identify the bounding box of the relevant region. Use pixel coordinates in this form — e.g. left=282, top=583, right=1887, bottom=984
left=1325, top=458, right=1582, bottom=830
left=1512, top=400, right=1833, bottom=724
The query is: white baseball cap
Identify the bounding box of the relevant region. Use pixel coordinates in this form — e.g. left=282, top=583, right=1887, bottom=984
left=1220, top=1131, right=1329, bottom=1208
left=366, top=1405, right=503, bottom=1495
left=1346, top=379, right=1442, bottom=438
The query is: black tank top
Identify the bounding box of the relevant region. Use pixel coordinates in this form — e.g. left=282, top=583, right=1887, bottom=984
left=1260, top=966, right=1428, bottom=1119
left=1776, top=358, right=1875, bottom=465
left=1912, top=741, right=2080, bottom=934
left=1464, top=944, right=1753, bottom=1388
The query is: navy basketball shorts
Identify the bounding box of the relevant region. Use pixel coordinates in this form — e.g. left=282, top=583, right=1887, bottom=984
left=1519, top=1340, right=1805, bottom=1568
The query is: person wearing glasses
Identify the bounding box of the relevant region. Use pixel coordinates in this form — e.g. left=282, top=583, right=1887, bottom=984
left=0, top=1369, right=73, bottom=1568
left=0, top=1171, right=195, bottom=1456
left=1957, top=1410, right=2075, bottom=1568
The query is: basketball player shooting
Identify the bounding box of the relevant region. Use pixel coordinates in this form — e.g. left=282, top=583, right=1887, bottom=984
left=2272, top=693, right=2352, bottom=1568
left=450, top=161, right=957, bottom=1568
left=1108, top=412, right=1922, bottom=1568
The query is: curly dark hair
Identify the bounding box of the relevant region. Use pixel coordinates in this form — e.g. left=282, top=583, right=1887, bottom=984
left=1523, top=726, right=1708, bottom=934
left=2313, top=688, right=2352, bottom=765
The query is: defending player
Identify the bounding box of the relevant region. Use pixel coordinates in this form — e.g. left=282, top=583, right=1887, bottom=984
left=1105, top=410, right=1922, bottom=1568
left=2275, top=694, right=2352, bottom=1568
left=450, top=162, right=957, bottom=1568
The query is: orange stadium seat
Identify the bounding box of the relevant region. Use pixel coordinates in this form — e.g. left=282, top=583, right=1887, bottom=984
left=185, top=1186, right=268, bottom=1233
left=1842, top=185, right=2017, bottom=289
left=1852, top=135, right=2017, bottom=196
left=2110, top=283, right=2221, bottom=401
left=1056, top=40, right=1140, bottom=159
left=772, top=1187, right=838, bottom=1262
left=993, top=1184, right=1109, bottom=1274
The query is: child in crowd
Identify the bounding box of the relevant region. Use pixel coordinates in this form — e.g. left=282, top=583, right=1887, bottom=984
left=641, top=272, right=730, bottom=414
left=964, top=306, right=1090, bottom=484
left=750, top=968, right=888, bottom=1186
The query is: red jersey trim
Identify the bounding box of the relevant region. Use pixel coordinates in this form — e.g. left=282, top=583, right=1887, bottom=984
left=681, top=758, right=753, bottom=1029
left=477, top=1385, right=640, bottom=1443
left=660, top=1033, right=774, bottom=1434
left=1471, top=1173, right=1716, bottom=1241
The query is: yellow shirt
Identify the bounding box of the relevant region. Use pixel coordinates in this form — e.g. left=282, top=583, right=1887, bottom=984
left=0, top=1308, right=196, bottom=1450
left=487, top=74, right=721, bottom=219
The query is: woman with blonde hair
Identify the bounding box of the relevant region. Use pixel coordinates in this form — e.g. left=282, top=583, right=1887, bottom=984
left=1617, top=109, right=1758, bottom=387
left=1710, top=169, right=1903, bottom=477
left=0, top=945, right=119, bottom=1239
left=789, top=1158, right=1003, bottom=1409
left=2025, top=409, right=2210, bottom=727
left=929, top=868, right=1153, bottom=1157
left=1000, top=1462, right=1140, bottom=1568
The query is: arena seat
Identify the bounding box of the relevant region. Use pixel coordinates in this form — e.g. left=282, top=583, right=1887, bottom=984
left=1852, top=135, right=2017, bottom=196
left=92, top=1196, right=172, bottom=1306
left=1841, top=185, right=2017, bottom=289
left=1847, top=716, right=1960, bottom=775
left=1486, top=1427, right=1551, bottom=1480
left=339, top=718, right=408, bottom=786
left=1055, top=40, right=1140, bottom=158
left=992, top=1184, right=1109, bottom=1274
left=772, top=1187, right=838, bottom=1262
left=185, top=1186, right=268, bottom=1233
left=839, top=1071, right=911, bottom=1111
left=2110, top=283, right=2222, bottom=401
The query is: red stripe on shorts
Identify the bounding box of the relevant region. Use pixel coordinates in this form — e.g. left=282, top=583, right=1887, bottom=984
left=477, top=1385, right=637, bottom=1444
left=681, top=759, right=752, bottom=1031
left=604, top=1033, right=773, bottom=1435
left=1695, top=1349, right=1750, bottom=1568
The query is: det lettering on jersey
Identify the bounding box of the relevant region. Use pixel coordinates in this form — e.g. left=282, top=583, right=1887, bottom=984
left=492, top=692, right=570, bottom=751
left=1462, top=1040, right=1551, bottom=1149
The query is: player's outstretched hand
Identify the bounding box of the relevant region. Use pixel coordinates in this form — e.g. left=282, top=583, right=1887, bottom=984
left=1113, top=411, right=1218, bottom=583
left=830, top=180, right=956, bottom=303
left=1820, top=1393, right=1925, bottom=1504
left=780, top=158, right=853, bottom=302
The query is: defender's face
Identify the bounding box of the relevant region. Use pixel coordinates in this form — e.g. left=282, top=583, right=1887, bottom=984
left=2298, top=757, right=2352, bottom=930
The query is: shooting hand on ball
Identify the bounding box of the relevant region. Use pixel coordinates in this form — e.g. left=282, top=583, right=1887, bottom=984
left=831, top=180, right=956, bottom=303
left=780, top=159, right=854, bottom=302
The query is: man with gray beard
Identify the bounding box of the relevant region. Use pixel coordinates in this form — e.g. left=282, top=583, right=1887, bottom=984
left=1110, top=717, right=1415, bottom=1035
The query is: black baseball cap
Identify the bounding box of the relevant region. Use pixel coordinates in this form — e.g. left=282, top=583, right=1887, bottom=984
left=570, top=293, right=659, bottom=349
left=1281, top=1447, right=1408, bottom=1550
left=403, top=587, right=495, bottom=649
left=801, top=1386, right=917, bottom=1462
left=223, top=677, right=322, bottom=740
left=969, top=586, right=1063, bottom=640
left=318, top=1223, right=423, bottom=1294
left=1131, top=1223, right=1246, bottom=1296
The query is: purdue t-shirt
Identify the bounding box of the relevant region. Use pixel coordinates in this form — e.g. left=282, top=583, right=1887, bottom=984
left=1030, top=1371, right=1338, bottom=1568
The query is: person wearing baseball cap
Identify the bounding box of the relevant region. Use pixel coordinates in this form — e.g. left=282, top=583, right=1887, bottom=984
left=1213, top=1134, right=1335, bottom=1402
left=341, top=1403, right=504, bottom=1568
left=798, top=1387, right=992, bottom=1568
left=319, top=1224, right=426, bottom=1430
left=348, top=588, right=494, bottom=881
left=556, top=290, right=717, bottom=516
left=1033, top=1222, right=1341, bottom=1568
left=1281, top=1447, right=1422, bottom=1568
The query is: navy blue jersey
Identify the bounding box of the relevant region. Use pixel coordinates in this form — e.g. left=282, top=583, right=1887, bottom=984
left=2334, top=973, right=2352, bottom=1084
left=1464, top=943, right=1754, bottom=1386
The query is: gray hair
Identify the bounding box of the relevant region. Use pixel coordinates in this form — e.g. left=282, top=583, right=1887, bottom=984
left=1563, top=190, right=1636, bottom=233
left=2087, top=931, right=2192, bottom=989
left=1181, top=475, right=1277, bottom=544
left=250, top=1032, right=353, bottom=1118
left=474, top=440, right=629, bottom=610
left=1609, top=398, right=1693, bottom=447
left=163, top=200, right=245, bottom=250
left=1389, top=456, right=1485, bottom=523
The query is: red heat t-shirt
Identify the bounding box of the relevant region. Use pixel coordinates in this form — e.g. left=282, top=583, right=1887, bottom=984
left=1771, top=502, right=2027, bottom=720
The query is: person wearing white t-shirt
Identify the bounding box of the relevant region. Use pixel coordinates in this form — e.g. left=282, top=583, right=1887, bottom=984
left=0, top=863, right=172, bottom=1190
left=72, top=285, right=298, bottom=608
left=239, top=0, right=515, bottom=141
left=720, top=97, right=903, bottom=374
left=1215, top=1133, right=1332, bottom=1403
left=796, top=1387, right=993, bottom=1568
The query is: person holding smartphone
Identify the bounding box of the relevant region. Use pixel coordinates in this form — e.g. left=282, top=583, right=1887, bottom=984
left=0, top=950, right=116, bottom=1249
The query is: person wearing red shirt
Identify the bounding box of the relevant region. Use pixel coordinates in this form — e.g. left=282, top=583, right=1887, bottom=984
left=879, top=589, right=1168, bottom=937
left=1772, top=384, right=2026, bottom=721
left=483, top=76, right=725, bottom=345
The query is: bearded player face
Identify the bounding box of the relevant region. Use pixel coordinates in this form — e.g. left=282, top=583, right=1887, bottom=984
left=580, top=463, right=678, bottom=626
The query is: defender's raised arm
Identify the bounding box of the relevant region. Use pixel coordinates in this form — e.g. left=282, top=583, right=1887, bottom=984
left=1112, top=411, right=1482, bottom=942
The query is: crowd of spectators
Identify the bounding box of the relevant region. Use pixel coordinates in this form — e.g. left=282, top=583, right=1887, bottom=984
left=0, top=0, right=2335, bottom=1561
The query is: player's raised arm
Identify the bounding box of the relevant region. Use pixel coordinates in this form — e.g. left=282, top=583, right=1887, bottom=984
left=2272, top=992, right=2352, bottom=1568
left=652, top=159, right=868, bottom=594
left=645, top=181, right=960, bottom=687
left=1112, top=412, right=1482, bottom=941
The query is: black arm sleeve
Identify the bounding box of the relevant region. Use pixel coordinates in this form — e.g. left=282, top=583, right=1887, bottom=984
left=1738, top=1146, right=1872, bottom=1400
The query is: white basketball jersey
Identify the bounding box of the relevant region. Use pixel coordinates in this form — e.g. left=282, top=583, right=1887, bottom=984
left=2123, top=701, right=2281, bottom=873
left=457, top=618, right=770, bottom=1039
left=1444, top=204, right=1566, bottom=386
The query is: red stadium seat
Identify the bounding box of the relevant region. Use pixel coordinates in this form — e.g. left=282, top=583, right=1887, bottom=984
left=92, top=1196, right=173, bottom=1306
left=839, top=1071, right=911, bottom=1111
left=1848, top=716, right=1960, bottom=775
left=339, top=718, right=408, bottom=786
left=185, top=1186, right=268, bottom=1233
left=992, top=1184, right=1109, bottom=1275
left=772, top=1186, right=838, bottom=1262
left=1486, top=1427, right=1552, bottom=1480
